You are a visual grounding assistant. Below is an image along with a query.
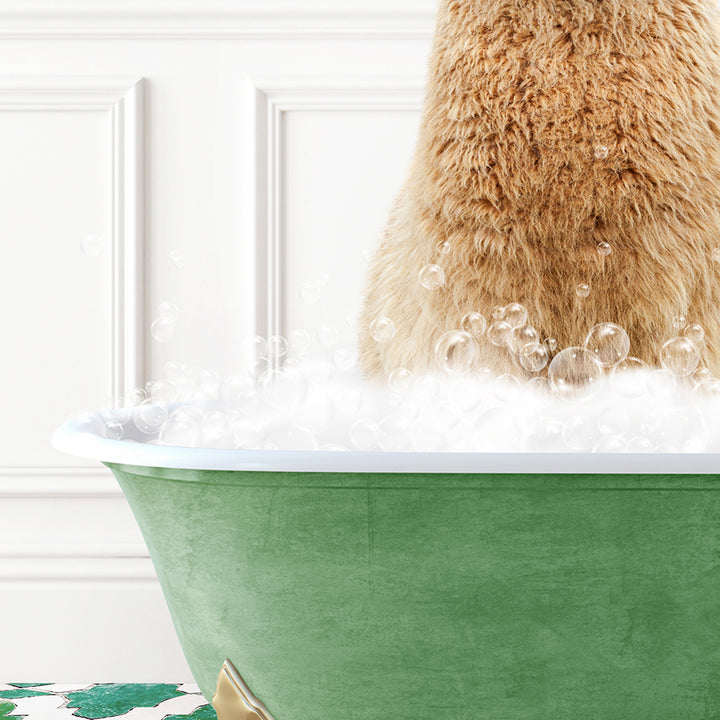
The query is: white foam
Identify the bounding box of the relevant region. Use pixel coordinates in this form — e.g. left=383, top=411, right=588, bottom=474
left=93, top=357, right=720, bottom=454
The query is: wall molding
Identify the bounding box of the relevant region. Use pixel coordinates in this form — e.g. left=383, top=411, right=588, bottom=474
left=243, top=77, right=423, bottom=364
left=0, top=2, right=436, bottom=39
left=0, top=554, right=156, bottom=583
left=0, top=466, right=123, bottom=497
left=0, top=77, right=145, bottom=400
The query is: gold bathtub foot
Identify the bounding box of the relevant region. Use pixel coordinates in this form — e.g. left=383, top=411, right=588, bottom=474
left=213, top=659, right=276, bottom=720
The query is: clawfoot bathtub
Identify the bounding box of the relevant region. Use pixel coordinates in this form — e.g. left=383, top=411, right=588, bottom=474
left=53, top=416, right=720, bottom=719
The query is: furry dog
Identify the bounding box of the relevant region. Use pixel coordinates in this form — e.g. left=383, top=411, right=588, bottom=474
left=359, top=0, right=720, bottom=379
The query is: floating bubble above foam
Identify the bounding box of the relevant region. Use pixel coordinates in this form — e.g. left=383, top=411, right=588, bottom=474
left=661, top=337, right=701, bottom=377
left=419, top=264, right=446, bottom=290
left=370, top=316, right=397, bottom=344
left=435, top=331, right=478, bottom=374
left=584, top=323, right=630, bottom=367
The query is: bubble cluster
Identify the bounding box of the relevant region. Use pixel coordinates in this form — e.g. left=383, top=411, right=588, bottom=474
left=77, top=302, right=720, bottom=455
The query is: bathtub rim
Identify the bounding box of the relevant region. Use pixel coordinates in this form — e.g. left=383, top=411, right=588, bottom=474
left=52, top=413, right=720, bottom=474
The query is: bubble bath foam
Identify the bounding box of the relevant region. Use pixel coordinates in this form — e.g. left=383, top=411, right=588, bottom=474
left=52, top=416, right=720, bottom=720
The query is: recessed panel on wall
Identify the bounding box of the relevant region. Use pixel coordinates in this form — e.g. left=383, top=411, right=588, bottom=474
left=247, top=80, right=423, bottom=357
left=0, top=78, right=143, bottom=471
left=283, top=108, right=420, bottom=345
left=0, top=109, right=110, bottom=466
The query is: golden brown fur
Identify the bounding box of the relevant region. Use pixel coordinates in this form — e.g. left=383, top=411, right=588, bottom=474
left=359, top=0, right=720, bottom=378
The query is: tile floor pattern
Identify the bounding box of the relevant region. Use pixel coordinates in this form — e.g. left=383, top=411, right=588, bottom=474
left=0, top=684, right=217, bottom=719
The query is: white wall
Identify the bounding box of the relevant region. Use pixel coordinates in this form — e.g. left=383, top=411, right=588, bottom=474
left=0, top=0, right=434, bottom=681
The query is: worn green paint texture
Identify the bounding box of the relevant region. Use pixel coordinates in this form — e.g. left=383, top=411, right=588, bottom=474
left=66, top=683, right=184, bottom=718
left=107, top=464, right=720, bottom=720
left=165, top=705, right=217, bottom=719
left=0, top=689, right=52, bottom=699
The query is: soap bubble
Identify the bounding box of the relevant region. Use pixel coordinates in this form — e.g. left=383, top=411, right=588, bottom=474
left=169, top=249, right=186, bottom=269
left=419, top=264, right=446, bottom=290
left=220, top=375, right=257, bottom=411
left=201, top=410, right=232, bottom=448
left=660, top=337, right=700, bottom=376
left=503, top=303, right=528, bottom=329
left=493, top=373, right=521, bottom=402
left=162, top=407, right=203, bottom=447
left=597, top=242, right=612, bottom=256
left=268, top=335, right=289, bottom=359
left=548, top=347, right=603, bottom=397
left=251, top=336, right=267, bottom=361
left=511, top=324, right=540, bottom=354
left=544, top=338, right=558, bottom=353
left=100, top=398, right=132, bottom=425
left=692, top=367, right=713, bottom=387
left=517, top=344, right=550, bottom=373
left=594, top=145, right=609, bottom=160
left=492, top=305, right=505, bottom=320
left=148, top=378, right=178, bottom=404
left=133, top=401, right=169, bottom=435
left=82, top=234, right=102, bottom=257
left=435, top=331, right=478, bottom=374
left=576, top=283, right=591, bottom=299
left=461, top=312, right=487, bottom=338
left=158, top=302, right=179, bottom=320
left=487, top=321, right=513, bottom=347
left=151, top=316, right=176, bottom=343
left=526, top=376, right=551, bottom=394
left=610, top=359, right=650, bottom=398
left=197, top=370, right=221, bottom=401
left=299, top=281, right=321, bottom=304
left=129, top=386, right=148, bottom=406
left=584, top=323, right=630, bottom=367
left=683, top=323, right=705, bottom=346
left=388, top=367, right=413, bottom=393
left=104, top=422, right=124, bottom=441
left=673, top=314, right=688, bottom=330
left=437, top=240, right=452, bottom=256
left=72, top=412, right=107, bottom=437
left=370, top=316, right=397, bottom=343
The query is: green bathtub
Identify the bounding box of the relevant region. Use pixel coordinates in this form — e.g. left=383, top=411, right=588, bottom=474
left=54, top=419, right=720, bottom=719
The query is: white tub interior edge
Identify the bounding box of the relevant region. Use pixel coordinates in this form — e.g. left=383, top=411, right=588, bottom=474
left=51, top=416, right=720, bottom=475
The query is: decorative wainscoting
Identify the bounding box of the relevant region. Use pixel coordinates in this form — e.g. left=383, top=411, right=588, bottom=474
left=0, top=0, right=434, bottom=680
left=244, top=77, right=424, bottom=360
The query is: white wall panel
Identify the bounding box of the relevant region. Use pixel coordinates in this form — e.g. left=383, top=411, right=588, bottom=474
left=0, top=0, right=435, bottom=683
left=244, top=79, right=422, bottom=351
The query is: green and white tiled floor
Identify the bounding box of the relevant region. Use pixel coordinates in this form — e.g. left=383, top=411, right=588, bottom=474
left=0, top=684, right=216, bottom=719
